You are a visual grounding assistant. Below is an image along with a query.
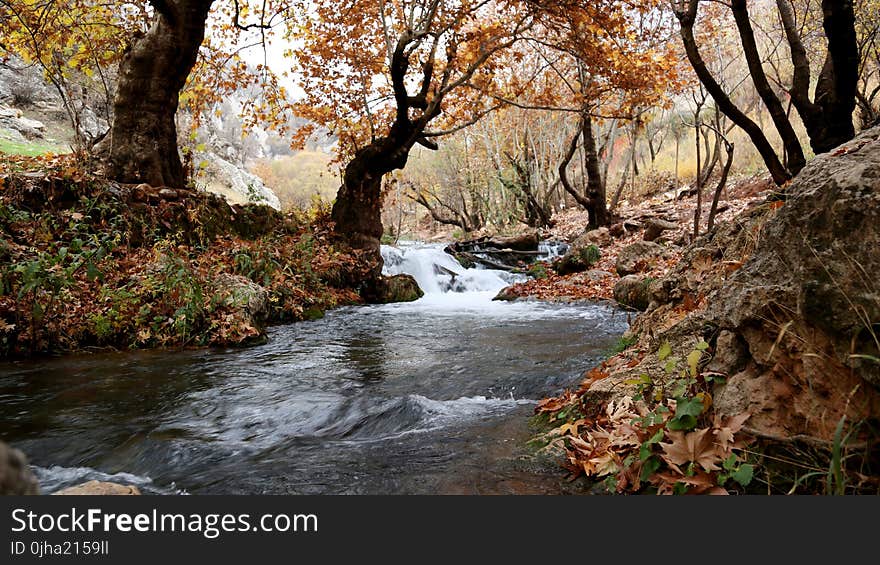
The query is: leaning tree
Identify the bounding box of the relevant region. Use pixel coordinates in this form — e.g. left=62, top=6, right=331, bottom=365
left=292, top=0, right=534, bottom=290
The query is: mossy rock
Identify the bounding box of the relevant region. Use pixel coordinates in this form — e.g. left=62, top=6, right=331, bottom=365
left=556, top=243, right=601, bottom=275
left=375, top=274, right=423, bottom=303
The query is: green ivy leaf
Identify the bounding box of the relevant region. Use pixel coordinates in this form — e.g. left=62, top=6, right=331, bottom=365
left=731, top=464, right=754, bottom=487
left=723, top=453, right=738, bottom=471
left=640, top=456, right=662, bottom=481
left=667, top=415, right=697, bottom=431
left=86, top=262, right=101, bottom=281
left=667, top=396, right=703, bottom=431
left=640, top=428, right=665, bottom=460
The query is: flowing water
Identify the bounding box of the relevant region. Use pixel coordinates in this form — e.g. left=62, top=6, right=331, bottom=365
left=0, top=243, right=627, bottom=494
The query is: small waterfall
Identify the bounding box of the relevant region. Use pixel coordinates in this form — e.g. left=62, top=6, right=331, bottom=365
left=538, top=240, right=569, bottom=260
left=381, top=243, right=524, bottom=295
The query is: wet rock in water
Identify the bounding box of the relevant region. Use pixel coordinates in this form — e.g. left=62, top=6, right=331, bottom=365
left=0, top=441, right=39, bottom=495
left=54, top=481, right=140, bottom=495
left=376, top=274, right=423, bottom=303
left=555, top=242, right=601, bottom=276
left=484, top=232, right=539, bottom=251
left=643, top=218, right=678, bottom=242
left=493, top=286, right=518, bottom=301
left=615, top=241, right=665, bottom=276
left=444, top=232, right=539, bottom=271
left=613, top=275, right=652, bottom=311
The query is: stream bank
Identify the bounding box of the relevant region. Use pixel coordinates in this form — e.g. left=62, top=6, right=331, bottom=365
left=0, top=161, right=368, bottom=358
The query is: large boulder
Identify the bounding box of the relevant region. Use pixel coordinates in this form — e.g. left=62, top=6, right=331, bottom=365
left=0, top=104, right=46, bottom=140
left=574, top=227, right=612, bottom=247
left=613, top=275, right=652, bottom=311
left=615, top=241, right=665, bottom=276
left=706, top=127, right=880, bottom=438
left=575, top=127, right=880, bottom=443
left=0, top=441, right=39, bottom=495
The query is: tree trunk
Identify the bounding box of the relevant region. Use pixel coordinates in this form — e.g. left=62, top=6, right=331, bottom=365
left=609, top=165, right=629, bottom=211
left=99, top=0, right=214, bottom=188
left=776, top=0, right=858, bottom=154
left=559, top=124, right=592, bottom=211
left=693, top=118, right=702, bottom=238
left=674, top=134, right=680, bottom=180
left=708, top=141, right=734, bottom=232
left=582, top=114, right=608, bottom=228
left=814, top=0, right=859, bottom=152
left=674, top=1, right=790, bottom=185
left=731, top=0, right=806, bottom=174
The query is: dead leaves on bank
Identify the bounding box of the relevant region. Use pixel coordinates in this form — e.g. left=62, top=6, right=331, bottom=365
left=541, top=390, right=753, bottom=495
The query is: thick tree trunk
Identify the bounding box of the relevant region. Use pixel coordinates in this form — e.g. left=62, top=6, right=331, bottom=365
left=559, top=124, right=592, bottom=212
left=693, top=119, right=702, bottom=238
left=332, top=121, right=418, bottom=298
left=609, top=165, right=629, bottom=211
left=776, top=0, right=858, bottom=154
left=814, top=0, right=859, bottom=152
left=99, top=0, right=214, bottom=188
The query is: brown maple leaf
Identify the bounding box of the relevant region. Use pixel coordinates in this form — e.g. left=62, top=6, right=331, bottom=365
left=652, top=470, right=728, bottom=495
left=660, top=428, right=722, bottom=473
left=713, top=412, right=751, bottom=455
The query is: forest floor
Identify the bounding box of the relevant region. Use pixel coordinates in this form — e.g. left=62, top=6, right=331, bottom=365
left=499, top=173, right=774, bottom=303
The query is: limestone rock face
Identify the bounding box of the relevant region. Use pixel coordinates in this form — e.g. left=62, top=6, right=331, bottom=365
left=581, top=127, right=880, bottom=442
left=707, top=127, right=880, bottom=437
left=196, top=153, right=281, bottom=210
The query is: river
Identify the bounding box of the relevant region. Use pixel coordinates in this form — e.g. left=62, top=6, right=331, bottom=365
left=0, top=243, right=627, bottom=494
